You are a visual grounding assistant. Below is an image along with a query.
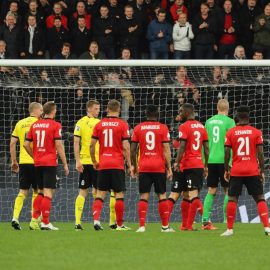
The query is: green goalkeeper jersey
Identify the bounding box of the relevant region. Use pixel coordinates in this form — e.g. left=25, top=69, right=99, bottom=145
left=205, top=114, right=235, bottom=164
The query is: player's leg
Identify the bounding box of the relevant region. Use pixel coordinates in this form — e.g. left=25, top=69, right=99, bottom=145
left=109, top=191, right=116, bottom=229
left=246, top=177, right=270, bottom=236
left=185, top=169, right=204, bottom=230
left=220, top=164, right=229, bottom=223
left=31, top=189, right=38, bottom=216
left=180, top=191, right=190, bottom=230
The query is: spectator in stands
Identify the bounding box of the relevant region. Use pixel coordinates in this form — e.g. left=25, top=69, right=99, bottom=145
left=20, top=14, right=45, bottom=59
left=24, top=0, right=46, bottom=30
left=70, top=16, right=91, bottom=58
left=212, top=66, right=222, bottom=84
left=218, top=0, right=239, bottom=59
left=93, top=5, right=116, bottom=59
left=118, top=5, right=141, bottom=59
left=0, top=12, right=21, bottom=59
left=39, top=69, right=52, bottom=86
left=172, top=12, right=194, bottom=59
left=8, top=1, right=22, bottom=26
left=170, top=0, right=188, bottom=22
left=47, top=16, right=69, bottom=58
left=108, top=0, right=122, bottom=19
left=207, top=0, right=222, bottom=17
left=173, top=66, right=194, bottom=89
left=119, top=48, right=133, bottom=80
left=54, top=42, right=75, bottom=59
left=0, top=40, right=9, bottom=59
left=85, top=0, right=99, bottom=17
left=38, top=0, right=52, bottom=18
left=253, top=3, right=270, bottom=59
left=46, top=2, right=68, bottom=29
left=192, top=3, right=217, bottom=59
left=120, top=47, right=131, bottom=60
left=253, top=50, right=263, bottom=59
left=79, top=41, right=106, bottom=59
left=239, top=0, right=262, bottom=59
left=69, top=1, right=91, bottom=30
left=233, top=45, right=247, bottom=59
left=147, top=8, right=172, bottom=59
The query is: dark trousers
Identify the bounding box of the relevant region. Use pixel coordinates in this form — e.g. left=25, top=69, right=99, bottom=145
left=218, top=43, right=235, bottom=59
left=174, top=50, right=191, bottom=59
left=194, top=44, right=214, bottom=59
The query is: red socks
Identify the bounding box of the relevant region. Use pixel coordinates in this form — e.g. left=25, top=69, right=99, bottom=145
left=41, top=196, right=51, bottom=225
left=167, top=198, right=175, bottom=222
left=158, top=199, right=169, bottom=227
left=92, top=198, right=104, bottom=221
left=257, top=200, right=269, bottom=228
left=181, top=199, right=191, bottom=228
left=32, top=193, right=43, bottom=219
left=187, top=197, right=203, bottom=229
left=227, top=201, right=237, bottom=230
left=115, top=198, right=124, bottom=226
left=138, top=199, right=148, bottom=227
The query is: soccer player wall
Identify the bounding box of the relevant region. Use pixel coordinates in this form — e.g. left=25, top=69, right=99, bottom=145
left=0, top=60, right=269, bottom=224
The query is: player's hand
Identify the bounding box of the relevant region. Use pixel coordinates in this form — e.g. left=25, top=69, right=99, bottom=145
left=64, top=164, right=69, bottom=176
left=260, top=172, right=265, bottom=183
left=173, top=162, right=180, bottom=172
left=129, top=165, right=137, bottom=179
left=76, top=161, right=84, bottom=173
left=11, top=161, right=19, bottom=173
left=204, top=167, right=208, bottom=178
left=167, top=167, right=173, bottom=181
left=224, top=170, right=230, bottom=182
left=93, top=162, right=99, bottom=170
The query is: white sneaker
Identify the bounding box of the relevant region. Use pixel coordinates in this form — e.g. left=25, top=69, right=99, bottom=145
left=136, top=226, right=145, bottom=233
left=161, top=226, right=175, bottom=233
left=116, top=225, right=131, bottom=231
left=40, top=222, right=59, bottom=231
left=220, top=229, right=233, bottom=237
left=264, top=227, right=270, bottom=236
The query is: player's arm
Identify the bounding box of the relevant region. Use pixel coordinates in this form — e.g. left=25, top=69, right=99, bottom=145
left=90, top=137, right=98, bottom=169
left=257, top=145, right=265, bottom=182
left=163, top=142, right=172, bottom=180
left=123, top=139, right=132, bottom=170
left=174, top=140, right=186, bottom=171
left=24, top=140, right=34, bottom=158
left=130, top=142, right=138, bottom=176
left=55, top=140, right=69, bottom=176
left=224, top=146, right=231, bottom=181
left=10, top=136, right=19, bottom=173
left=74, top=136, right=83, bottom=173
left=203, top=141, right=209, bottom=178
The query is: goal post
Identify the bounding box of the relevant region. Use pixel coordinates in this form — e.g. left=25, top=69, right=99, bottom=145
left=0, top=60, right=269, bottom=224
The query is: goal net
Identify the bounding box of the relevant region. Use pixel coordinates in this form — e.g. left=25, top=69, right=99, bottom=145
left=0, top=60, right=269, bottom=224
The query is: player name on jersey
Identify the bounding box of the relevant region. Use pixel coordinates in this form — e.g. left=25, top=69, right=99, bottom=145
left=141, top=125, right=161, bottom=130
left=102, top=122, right=119, bottom=127
left=234, top=130, right=252, bottom=135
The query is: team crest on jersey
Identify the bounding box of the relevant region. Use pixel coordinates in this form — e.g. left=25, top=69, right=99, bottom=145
left=179, top=131, right=183, bottom=138
left=75, top=125, right=80, bottom=131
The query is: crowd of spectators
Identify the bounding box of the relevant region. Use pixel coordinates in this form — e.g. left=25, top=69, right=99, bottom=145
left=0, top=0, right=269, bottom=60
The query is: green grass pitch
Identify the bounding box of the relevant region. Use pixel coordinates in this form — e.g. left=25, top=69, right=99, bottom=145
left=0, top=222, right=269, bottom=270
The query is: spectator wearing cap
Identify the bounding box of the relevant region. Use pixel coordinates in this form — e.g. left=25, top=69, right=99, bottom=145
left=253, top=3, right=270, bottom=59
left=79, top=41, right=106, bottom=59
left=147, top=8, right=172, bottom=59
left=0, top=12, right=21, bottom=58
left=239, top=0, right=262, bottom=58
left=170, top=0, right=188, bottom=22
left=173, top=12, right=194, bottom=59
left=92, top=5, right=116, bottom=59
left=20, top=14, right=45, bottom=59
left=218, top=0, right=239, bottom=59
left=69, top=1, right=91, bottom=30
left=46, top=16, right=69, bottom=58
left=70, top=15, right=91, bottom=58
left=192, top=3, right=217, bottom=59
left=46, top=2, right=68, bottom=29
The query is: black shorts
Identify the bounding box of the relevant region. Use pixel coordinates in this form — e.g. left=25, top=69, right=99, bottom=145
left=79, top=165, right=97, bottom=189
left=97, top=169, right=125, bottom=193
left=207, top=164, right=228, bottom=188
left=183, top=168, right=204, bottom=191
left=139, top=172, right=166, bottom=194
left=35, top=166, right=57, bottom=189
left=19, top=164, right=37, bottom=190
left=171, top=171, right=186, bottom=193
left=228, top=176, right=263, bottom=196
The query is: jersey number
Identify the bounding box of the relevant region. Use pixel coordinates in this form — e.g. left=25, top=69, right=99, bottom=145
left=35, top=130, right=45, bottom=148
left=192, top=131, right=201, bottom=150
left=146, top=131, right=155, bottom=150
left=103, top=129, right=113, bottom=147
left=237, top=137, right=250, bottom=156
left=213, top=126, right=220, bottom=143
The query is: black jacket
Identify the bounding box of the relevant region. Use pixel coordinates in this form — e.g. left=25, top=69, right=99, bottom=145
left=24, top=10, right=46, bottom=30
left=70, top=27, right=91, bottom=58
left=218, top=11, right=240, bottom=40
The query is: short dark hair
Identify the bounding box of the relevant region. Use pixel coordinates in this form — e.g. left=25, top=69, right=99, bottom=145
left=54, top=16, right=61, bottom=21
left=182, top=103, right=194, bottom=113
left=62, top=42, right=71, bottom=49
left=87, top=100, right=100, bottom=109
left=43, top=101, right=56, bottom=115
left=107, top=99, right=120, bottom=112
left=158, top=8, right=166, bottom=15
left=146, top=105, right=159, bottom=118
left=236, top=105, right=250, bottom=120
left=77, top=15, right=85, bottom=20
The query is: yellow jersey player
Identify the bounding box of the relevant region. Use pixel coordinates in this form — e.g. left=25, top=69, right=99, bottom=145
left=74, top=100, right=116, bottom=230
left=10, top=102, right=43, bottom=230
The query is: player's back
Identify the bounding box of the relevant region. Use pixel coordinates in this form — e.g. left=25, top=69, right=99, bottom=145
left=28, top=118, right=62, bottom=166
left=12, top=116, right=38, bottom=164
left=132, top=121, right=170, bottom=173
left=74, top=116, right=100, bottom=164
left=206, top=114, right=235, bottom=164
left=92, top=117, right=129, bottom=170
left=179, top=120, right=208, bottom=169
left=225, top=125, right=263, bottom=176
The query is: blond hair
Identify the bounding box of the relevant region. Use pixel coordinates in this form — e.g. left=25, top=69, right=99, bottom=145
left=217, top=99, right=229, bottom=113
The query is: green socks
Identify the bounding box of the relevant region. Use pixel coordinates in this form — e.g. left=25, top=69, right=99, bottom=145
left=223, top=195, right=229, bottom=223
left=202, top=193, right=215, bottom=223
